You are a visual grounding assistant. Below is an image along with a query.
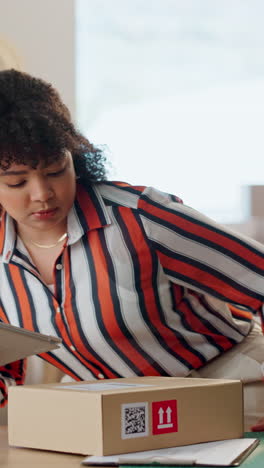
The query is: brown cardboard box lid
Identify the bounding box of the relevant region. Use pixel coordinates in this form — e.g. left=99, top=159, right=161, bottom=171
left=0, top=321, right=61, bottom=365
left=20, top=376, right=242, bottom=393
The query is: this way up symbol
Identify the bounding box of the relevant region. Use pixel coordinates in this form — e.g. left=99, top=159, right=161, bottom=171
left=157, top=406, right=173, bottom=429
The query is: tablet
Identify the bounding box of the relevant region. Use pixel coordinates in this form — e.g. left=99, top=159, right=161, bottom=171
left=0, top=321, right=61, bottom=365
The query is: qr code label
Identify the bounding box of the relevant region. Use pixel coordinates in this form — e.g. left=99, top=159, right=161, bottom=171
left=121, top=402, right=149, bottom=439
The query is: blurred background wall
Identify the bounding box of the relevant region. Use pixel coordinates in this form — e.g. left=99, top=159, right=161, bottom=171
left=0, top=0, right=74, bottom=424
left=1, top=0, right=264, bottom=424
left=0, top=0, right=76, bottom=117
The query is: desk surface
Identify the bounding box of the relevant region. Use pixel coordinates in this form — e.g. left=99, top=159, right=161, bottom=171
left=0, top=427, right=264, bottom=468
left=0, top=426, right=83, bottom=467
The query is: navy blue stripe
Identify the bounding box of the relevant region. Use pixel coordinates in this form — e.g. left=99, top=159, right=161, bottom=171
left=101, top=197, right=119, bottom=207
left=103, top=181, right=144, bottom=196
left=98, top=227, right=167, bottom=375
left=199, top=296, right=247, bottom=337
left=140, top=195, right=264, bottom=269
left=42, top=274, right=108, bottom=377
left=20, top=269, right=40, bottom=332
left=152, top=241, right=263, bottom=303
left=87, top=185, right=108, bottom=225
left=74, top=199, right=89, bottom=231
left=0, top=297, right=8, bottom=322
left=82, top=234, right=146, bottom=375
left=54, top=254, right=63, bottom=305
left=1, top=359, right=24, bottom=379
left=169, top=284, right=185, bottom=311
left=38, top=353, right=81, bottom=380
left=164, top=266, right=256, bottom=312
left=67, top=244, right=122, bottom=378
left=114, top=207, right=195, bottom=371
left=169, top=288, right=205, bottom=345
left=45, top=288, right=78, bottom=355
left=4, top=265, right=23, bottom=327
left=229, top=309, right=252, bottom=323
left=169, top=194, right=182, bottom=204
left=183, top=295, right=236, bottom=351
left=13, top=248, right=37, bottom=271
left=134, top=211, right=208, bottom=366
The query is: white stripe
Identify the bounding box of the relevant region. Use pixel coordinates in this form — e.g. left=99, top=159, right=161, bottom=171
left=142, top=217, right=264, bottom=295
left=142, top=186, right=264, bottom=253
left=67, top=205, right=85, bottom=244
left=204, top=294, right=252, bottom=336
left=70, top=240, right=136, bottom=376
left=165, top=274, right=251, bottom=338
left=98, top=184, right=139, bottom=209
left=103, top=208, right=189, bottom=375
left=22, top=273, right=95, bottom=380
left=2, top=377, right=16, bottom=387
left=187, top=294, right=249, bottom=341
left=156, top=265, right=221, bottom=361
left=0, top=266, right=20, bottom=326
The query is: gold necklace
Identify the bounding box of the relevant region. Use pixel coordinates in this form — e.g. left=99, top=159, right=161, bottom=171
left=30, top=232, right=68, bottom=249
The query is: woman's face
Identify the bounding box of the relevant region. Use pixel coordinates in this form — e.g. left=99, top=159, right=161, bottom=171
left=0, top=151, right=76, bottom=233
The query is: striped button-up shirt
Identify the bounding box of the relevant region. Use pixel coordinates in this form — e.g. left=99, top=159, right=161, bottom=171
left=1, top=181, right=264, bottom=405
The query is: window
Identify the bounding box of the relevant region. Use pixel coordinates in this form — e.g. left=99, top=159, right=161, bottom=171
left=76, top=0, right=264, bottom=223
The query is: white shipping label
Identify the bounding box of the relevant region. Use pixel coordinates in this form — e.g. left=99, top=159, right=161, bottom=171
left=121, top=402, right=149, bottom=439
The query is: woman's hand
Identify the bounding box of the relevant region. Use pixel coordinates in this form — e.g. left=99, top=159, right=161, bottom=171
left=251, top=418, right=264, bottom=431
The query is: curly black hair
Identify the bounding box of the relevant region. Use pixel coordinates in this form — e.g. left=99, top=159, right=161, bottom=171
left=0, top=69, right=107, bottom=183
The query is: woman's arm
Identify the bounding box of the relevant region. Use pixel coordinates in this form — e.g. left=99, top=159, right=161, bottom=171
left=138, top=186, right=264, bottom=315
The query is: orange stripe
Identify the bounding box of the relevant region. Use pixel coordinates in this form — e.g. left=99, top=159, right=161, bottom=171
left=89, top=229, right=161, bottom=375
left=38, top=353, right=80, bottom=380
left=158, top=251, right=261, bottom=311
left=0, top=380, right=7, bottom=407
left=113, top=182, right=145, bottom=192
left=120, top=208, right=204, bottom=368
left=9, top=266, right=34, bottom=330
left=76, top=185, right=103, bottom=229
left=0, top=359, right=26, bottom=384
left=0, top=306, right=8, bottom=323
left=62, top=248, right=117, bottom=378
left=179, top=298, right=233, bottom=351
left=112, top=181, right=132, bottom=187
left=228, top=304, right=253, bottom=320
left=49, top=294, right=105, bottom=376
left=171, top=284, right=185, bottom=305
left=139, top=199, right=264, bottom=270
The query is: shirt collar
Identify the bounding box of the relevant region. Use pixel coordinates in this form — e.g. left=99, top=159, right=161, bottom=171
left=0, top=182, right=111, bottom=261
left=67, top=183, right=111, bottom=245
left=0, top=212, right=16, bottom=262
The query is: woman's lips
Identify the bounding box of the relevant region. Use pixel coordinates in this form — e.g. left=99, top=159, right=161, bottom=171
left=32, top=208, right=58, bottom=219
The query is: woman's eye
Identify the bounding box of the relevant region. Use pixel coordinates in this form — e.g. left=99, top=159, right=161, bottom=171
left=7, top=181, right=26, bottom=188
left=47, top=167, right=66, bottom=177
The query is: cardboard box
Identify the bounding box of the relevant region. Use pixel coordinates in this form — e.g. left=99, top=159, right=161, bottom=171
left=8, top=376, right=243, bottom=456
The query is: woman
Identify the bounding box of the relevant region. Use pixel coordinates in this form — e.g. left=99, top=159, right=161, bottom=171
left=0, top=69, right=264, bottom=431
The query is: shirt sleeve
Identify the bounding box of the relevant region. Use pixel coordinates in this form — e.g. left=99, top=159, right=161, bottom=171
left=0, top=360, right=26, bottom=407
left=138, top=186, right=264, bottom=314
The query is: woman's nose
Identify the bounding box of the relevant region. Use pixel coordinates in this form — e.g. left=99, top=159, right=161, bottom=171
left=29, top=178, right=54, bottom=202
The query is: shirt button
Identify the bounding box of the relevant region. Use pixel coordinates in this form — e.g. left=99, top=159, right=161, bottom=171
left=5, top=250, right=11, bottom=261
left=98, top=373, right=104, bottom=379
left=56, top=307, right=61, bottom=314
left=56, top=264, right=63, bottom=270
left=70, top=345, right=76, bottom=352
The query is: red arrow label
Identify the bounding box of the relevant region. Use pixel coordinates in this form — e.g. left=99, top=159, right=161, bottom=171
left=152, top=400, right=178, bottom=435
